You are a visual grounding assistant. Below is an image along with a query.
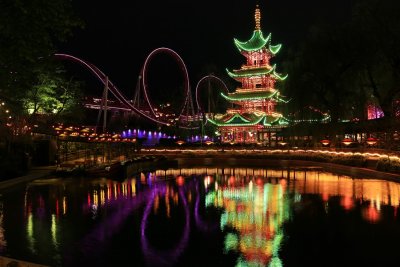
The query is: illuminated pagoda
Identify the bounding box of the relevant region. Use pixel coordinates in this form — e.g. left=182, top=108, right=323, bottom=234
left=208, top=5, right=289, bottom=145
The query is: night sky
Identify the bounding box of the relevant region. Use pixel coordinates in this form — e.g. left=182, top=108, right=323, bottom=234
left=61, top=0, right=353, bottom=99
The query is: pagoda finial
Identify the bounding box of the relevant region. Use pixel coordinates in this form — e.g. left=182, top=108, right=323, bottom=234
left=255, top=4, right=261, bottom=31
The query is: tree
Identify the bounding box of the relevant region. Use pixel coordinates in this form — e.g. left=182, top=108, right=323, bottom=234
left=0, top=0, right=83, bottom=107
left=352, top=0, right=400, bottom=119
left=23, top=66, right=84, bottom=123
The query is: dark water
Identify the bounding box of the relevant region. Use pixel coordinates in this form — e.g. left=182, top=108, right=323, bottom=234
left=1, top=167, right=400, bottom=266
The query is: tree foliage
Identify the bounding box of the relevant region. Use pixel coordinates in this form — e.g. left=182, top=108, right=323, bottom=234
left=24, top=66, right=83, bottom=121
left=0, top=0, right=83, bottom=107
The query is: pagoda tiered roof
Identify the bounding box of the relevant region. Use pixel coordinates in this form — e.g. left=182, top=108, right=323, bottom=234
left=234, top=30, right=283, bottom=55
left=234, top=30, right=271, bottom=52
left=227, top=65, right=288, bottom=81
left=221, top=90, right=278, bottom=102
left=207, top=111, right=289, bottom=127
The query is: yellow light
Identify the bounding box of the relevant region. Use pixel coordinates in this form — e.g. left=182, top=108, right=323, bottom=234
left=366, top=137, right=377, bottom=146
left=320, top=139, right=330, bottom=146
left=342, top=138, right=353, bottom=146
left=176, top=140, right=185, bottom=146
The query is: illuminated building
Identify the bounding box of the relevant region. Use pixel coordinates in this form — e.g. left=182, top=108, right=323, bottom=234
left=208, top=5, right=289, bottom=145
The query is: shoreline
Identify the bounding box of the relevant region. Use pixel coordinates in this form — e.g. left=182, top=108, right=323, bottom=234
left=1, top=152, right=400, bottom=190
left=173, top=157, right=400, bottom=182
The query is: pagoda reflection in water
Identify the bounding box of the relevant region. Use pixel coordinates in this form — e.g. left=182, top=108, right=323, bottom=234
left=205, top=176, right=293, bottom=267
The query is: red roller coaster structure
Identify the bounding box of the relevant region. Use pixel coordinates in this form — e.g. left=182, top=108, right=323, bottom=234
left=55, top=48, right=230, bottom=130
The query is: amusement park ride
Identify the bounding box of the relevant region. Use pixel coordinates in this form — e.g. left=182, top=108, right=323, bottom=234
left=54, top=5, right=311, bottom=145
left=54, top=47, right=226, bottom=132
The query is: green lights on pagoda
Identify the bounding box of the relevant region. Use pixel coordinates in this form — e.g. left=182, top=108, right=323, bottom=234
left=234, top=31, right=271, bottom=52
left=269, top=44, right=282, bottom=55
left=209, top=4, right=290, bottom=143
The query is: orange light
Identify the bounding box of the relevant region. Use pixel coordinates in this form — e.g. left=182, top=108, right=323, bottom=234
left=176, top=140, right=185, bottom=146
left=366, top=137, right=378, bottom=146
left=205, top=140, right=214, bottom=145
left=320, top=139, right=330, bottom=146
left=342, top=138, right=353, bottom=146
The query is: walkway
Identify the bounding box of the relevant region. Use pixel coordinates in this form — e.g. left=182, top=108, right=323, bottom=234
left=0, top=256, right=48, bottom=267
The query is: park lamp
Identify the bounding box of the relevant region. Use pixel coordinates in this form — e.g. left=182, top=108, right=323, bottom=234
left=278, top=141, right=287, bottom=146
left=176, top=140, right=185, bottom=146
left=320, top=139, right=330, bottom=146
left=342, top=138, right=353, bottom=146
left=366, top=137, right=378, bottom=146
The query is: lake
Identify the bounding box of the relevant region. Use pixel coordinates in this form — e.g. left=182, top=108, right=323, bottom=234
left=0, top=165, right=399, bottom=266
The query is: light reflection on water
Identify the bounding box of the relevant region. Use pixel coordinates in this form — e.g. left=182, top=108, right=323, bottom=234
left=0, top=167, right=399, bottom=266
left=205, top=179, right=291, bottom=266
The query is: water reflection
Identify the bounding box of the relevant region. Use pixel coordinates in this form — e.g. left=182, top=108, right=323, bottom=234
left=204, top=175, right=292, bottom=266
left=140, top=186, right=190, bottom=267
left=290, top=171, right=400, bottom=223
left=0, top=167, right=399, bottom=266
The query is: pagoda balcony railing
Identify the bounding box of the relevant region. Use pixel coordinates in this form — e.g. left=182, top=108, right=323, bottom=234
left=236, top=87, right=276, bottom=93
left=241, top=63, right=270, bottom=70
left=226, top=109, right=243, bottom=114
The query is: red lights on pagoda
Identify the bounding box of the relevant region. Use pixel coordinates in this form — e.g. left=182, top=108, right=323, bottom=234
left=320, top=139, right=330, bottom=146
left=342, top=138, right=353, bottom=146
left=366, top=137, right=378, bottom=146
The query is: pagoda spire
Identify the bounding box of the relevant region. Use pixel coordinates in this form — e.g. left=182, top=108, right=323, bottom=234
left=255, top=4, right=261, bottom=31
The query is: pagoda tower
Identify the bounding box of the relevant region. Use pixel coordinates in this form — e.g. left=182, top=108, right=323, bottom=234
left=208, top=5, right=288, bottom=145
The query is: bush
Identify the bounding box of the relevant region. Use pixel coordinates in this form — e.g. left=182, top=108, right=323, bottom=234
left=331, top=155, right=366, bottom=167
left=376, top=158, right=400, bottom=173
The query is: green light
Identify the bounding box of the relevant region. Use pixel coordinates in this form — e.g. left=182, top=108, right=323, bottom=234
left=225, top=113, right=251, bottom=123
left=234, top=31, right=271, bottom=52
left=224, top=233, right=239, bottom=253
left=220, top=91, right=278, bottom=101
left=263, top=116, right=281, bottom=126
left=205, top=191, right=216, bottom=207
left=269, top=44, right=282, bottom=55
left=272, top=70, right=288, bottom=81
left=207, top=115, right=264, bottom=127
left=268, top=257, right=283, bottom=267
